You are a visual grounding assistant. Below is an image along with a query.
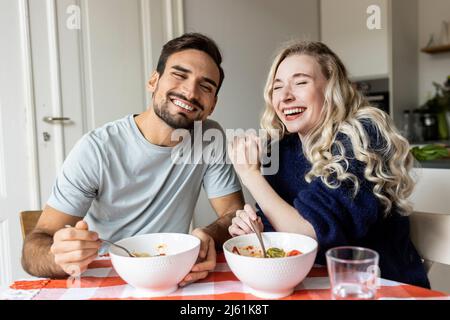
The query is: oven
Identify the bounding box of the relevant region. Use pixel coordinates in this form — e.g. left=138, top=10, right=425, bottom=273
left=353, top=77, right=390, bottom=115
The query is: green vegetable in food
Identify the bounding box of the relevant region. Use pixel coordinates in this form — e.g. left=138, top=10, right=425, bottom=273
left=266, top=247, right=286, bottom=258
left=411, top=144, right=449, bottom=161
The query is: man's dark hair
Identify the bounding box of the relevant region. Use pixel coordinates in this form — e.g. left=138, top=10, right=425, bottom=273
left=156, top=33, right=224, bottom=96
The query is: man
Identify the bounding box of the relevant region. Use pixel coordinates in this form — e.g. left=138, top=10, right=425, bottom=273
left=22, top=33, right=244, bottom=287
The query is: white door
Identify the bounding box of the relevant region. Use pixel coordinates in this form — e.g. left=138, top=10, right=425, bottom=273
left=0, top=0, right=40, bottom=291
left=32, top=0, right=184, bottom=205
left=0, top=0, right=183, bottom=288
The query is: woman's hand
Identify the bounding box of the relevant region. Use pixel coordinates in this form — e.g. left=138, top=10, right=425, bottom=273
left=229, top=204, right=264, bottom=237
left=227, top=134, right=262, bottom=183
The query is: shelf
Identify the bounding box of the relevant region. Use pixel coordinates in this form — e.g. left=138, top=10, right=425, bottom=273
left=421, top=44, right=450, bottom=54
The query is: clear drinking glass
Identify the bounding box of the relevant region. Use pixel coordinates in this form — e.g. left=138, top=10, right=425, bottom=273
left=326, top=246, right=380, bottom=300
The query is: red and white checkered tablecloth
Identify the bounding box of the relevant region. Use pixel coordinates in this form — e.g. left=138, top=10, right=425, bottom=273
left=4, top=253, right=449, bottom=300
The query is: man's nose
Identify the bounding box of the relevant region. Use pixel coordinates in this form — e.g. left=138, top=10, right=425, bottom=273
left=180, top=80, right=199, bottom=101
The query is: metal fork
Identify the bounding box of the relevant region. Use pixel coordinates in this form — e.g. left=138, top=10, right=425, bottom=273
left=247, top=219, right=267, bottom=258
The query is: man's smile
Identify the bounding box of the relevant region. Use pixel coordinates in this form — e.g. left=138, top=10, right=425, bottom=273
left=171, top=97, right=195, bottom=113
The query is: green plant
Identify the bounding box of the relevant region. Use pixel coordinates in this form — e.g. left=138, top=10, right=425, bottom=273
left=411, top=144, right=449, bottom=161
left=420, top=76, right=450, bottom=140
left=431, top=76, right=450, bottom=112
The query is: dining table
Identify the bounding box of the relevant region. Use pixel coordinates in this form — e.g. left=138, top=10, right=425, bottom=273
left=3, top=253, right=449, bottom=300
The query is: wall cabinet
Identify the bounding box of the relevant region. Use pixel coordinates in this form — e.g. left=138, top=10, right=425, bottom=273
left=321, top=0, right=389, bottom=80
left=320, top=0, right=419, bottom=128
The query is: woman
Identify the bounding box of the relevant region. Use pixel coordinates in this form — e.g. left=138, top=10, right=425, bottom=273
left=227, top=41, right=429, bottom=288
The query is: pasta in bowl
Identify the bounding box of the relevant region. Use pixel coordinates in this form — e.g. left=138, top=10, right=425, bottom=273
left=109, top=233, right=200, bottom=296
left=232, top=245, right=302, bottom=258
left=223, top=232, right=318, bottom=299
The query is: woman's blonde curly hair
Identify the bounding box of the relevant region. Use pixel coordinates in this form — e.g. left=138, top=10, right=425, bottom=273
left=261, top=41, right=415, bottom=216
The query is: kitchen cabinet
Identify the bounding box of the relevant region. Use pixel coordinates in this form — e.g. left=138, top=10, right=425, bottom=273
left=320, top=0, right=419, bottom=129
left=321, top=0, right=389, bottom=80
left=410, top=167, right=450, bottom=215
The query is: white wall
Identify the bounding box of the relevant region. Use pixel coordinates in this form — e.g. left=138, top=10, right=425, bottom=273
left=418, top=0, right=450, bottom=105
left=183, top=0, right=320, bottom=227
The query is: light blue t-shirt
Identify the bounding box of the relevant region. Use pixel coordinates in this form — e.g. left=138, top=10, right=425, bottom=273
left=48, top=115, right=241, bottom=250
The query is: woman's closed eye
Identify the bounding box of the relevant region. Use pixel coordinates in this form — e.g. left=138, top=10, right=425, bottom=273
left=273, top=81, right=307, bottom=91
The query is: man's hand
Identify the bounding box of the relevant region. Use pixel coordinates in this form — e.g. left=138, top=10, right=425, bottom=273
left=179, top=228, right=217, bottom=287
left=50, top=220, right=102, bottom=277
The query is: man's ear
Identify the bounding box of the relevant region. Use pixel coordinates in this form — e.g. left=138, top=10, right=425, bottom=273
left=147, top=71, right=159, bottom=93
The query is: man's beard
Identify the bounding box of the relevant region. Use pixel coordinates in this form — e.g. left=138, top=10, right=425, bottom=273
left=153, top=91, right=205, bottom=130
left=154, top=99, right=197, bottom=130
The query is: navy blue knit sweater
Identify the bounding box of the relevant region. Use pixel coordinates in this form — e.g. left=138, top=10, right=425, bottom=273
left=256, top=126, right=430, bottom=288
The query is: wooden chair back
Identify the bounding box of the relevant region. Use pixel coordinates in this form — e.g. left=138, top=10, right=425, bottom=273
left=19, top=210, right=42, bottom=239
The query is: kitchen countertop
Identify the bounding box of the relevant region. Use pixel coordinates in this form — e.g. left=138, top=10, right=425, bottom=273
left=415, top=159, right=450, bottom=169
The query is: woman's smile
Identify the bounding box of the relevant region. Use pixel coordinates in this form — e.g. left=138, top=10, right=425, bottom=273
left=282, top=106, right=307, bottom=121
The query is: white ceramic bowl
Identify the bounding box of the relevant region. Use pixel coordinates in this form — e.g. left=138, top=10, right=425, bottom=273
left=109, top=233, right=200, bottom=296
left=223, top=232, right=318, bottom=299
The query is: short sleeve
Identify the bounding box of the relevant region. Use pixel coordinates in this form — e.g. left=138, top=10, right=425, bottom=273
left=47, top=134, right=102, bottom=217
left=201, top=122, right=242, bottom=198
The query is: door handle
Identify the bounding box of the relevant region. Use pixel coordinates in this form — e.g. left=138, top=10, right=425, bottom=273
left=43, top=116, right=71, bottom=123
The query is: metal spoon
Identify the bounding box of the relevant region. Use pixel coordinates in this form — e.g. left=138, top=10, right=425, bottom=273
left=100, top=238, right=137, bottom=257
left=247, top=219, right=267, bottom=258
left=64, top=225, right=136, bottom=257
